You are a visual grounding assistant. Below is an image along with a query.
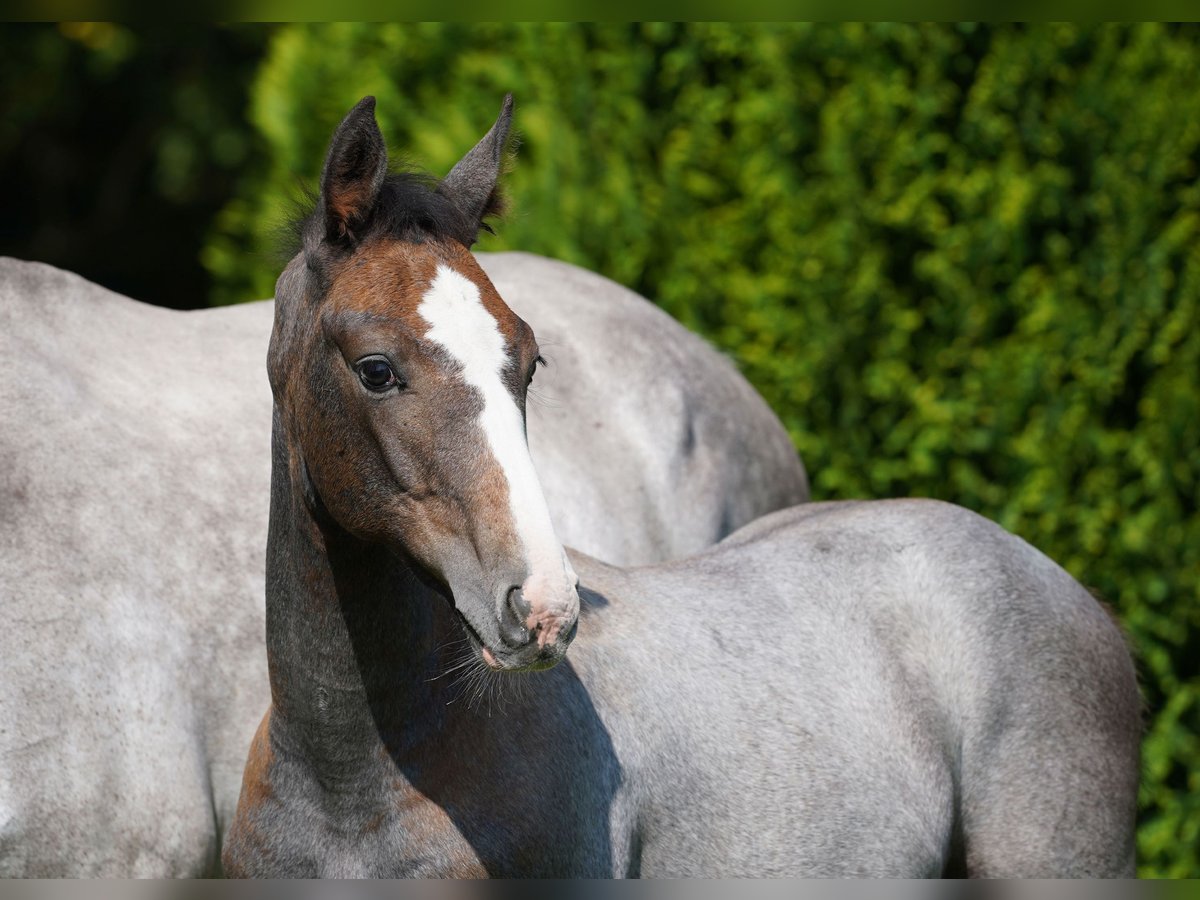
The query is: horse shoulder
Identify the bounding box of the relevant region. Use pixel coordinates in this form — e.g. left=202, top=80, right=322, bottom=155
left=223, top=710, right=283, bottom=877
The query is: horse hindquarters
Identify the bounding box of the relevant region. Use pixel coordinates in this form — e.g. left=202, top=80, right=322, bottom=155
left=614, top=500, right=1141, bottom=878
left=959, top=634, right=1139, bottom=873
left=941, top=524, right=1141, bottom=876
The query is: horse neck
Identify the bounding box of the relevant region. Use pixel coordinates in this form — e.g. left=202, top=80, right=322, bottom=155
left=264, top=412, right=456, bottom=778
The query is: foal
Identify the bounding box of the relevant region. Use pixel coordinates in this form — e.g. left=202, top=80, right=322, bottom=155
left=225, top=97, right=1140, bottom=877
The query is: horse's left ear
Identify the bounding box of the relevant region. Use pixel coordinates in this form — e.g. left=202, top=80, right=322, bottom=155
left=438, top=94, right=515, bottom=245
left=319, top=96, right=388, bottom=246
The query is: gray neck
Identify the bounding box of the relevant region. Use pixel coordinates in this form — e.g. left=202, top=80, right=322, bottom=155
left=264, top=412, right=458, bottom=786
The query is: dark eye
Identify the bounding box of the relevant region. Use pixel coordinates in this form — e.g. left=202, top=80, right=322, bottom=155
left=356, top=357, right=398, bottom=392
left=527, top=354, right=546, bottom=384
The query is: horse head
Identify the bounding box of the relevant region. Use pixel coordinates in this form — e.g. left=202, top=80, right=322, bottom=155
left=268, top=96, right=579, bottom=673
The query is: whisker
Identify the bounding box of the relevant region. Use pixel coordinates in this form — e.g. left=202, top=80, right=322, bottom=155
left=432, top=633, right=469, bottom=655
left=426, top=636, right=475, bottom=684
left=526, top=385, right=564, bottom=410
left=427, top=653, right=476, bottom=683
left=444, top=650, right=486, bottom=706
left=468, top=668, right=488, bottom=713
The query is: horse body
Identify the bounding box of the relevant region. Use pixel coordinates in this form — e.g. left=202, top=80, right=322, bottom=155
left=572, top=500, right=1139, bottom=877
left=0, top=246, right=804, bottom=872
left=224, top=96, right=1139, bottom=879
left=226, top=498, right=1139, bottom=878
left=0, top=261, right=273, bottom=876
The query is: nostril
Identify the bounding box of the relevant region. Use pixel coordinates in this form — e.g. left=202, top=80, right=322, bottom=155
left=507, top=586, right=532, bottom=620
left=536, top=617, right=578, bottom=662
left=497, top=586, right=531, bottom=648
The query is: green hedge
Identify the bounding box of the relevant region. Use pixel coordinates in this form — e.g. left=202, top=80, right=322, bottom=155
left=204, top=23, right=1200, bottom=877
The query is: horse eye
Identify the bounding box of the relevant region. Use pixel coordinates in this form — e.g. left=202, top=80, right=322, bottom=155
left=527, top=355, right=546, bottom=384
left=356, top=358, right=398, bottom=391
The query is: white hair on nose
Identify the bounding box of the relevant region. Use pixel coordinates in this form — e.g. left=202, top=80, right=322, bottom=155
left=416, top=264, right=576, bottom=613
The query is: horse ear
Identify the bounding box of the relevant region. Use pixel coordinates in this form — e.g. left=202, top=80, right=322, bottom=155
left=438, top=94, right=515, bottom=245
left=319, top=96, right=388, bottom=245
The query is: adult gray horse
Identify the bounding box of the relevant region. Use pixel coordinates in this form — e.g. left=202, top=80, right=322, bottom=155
left=0, top=98, right=807, bottom=876
left=224, top=96, right=1141, bottom=877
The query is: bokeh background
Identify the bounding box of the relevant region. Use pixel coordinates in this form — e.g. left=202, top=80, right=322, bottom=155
left=1, top=22, right=1196, bottom=877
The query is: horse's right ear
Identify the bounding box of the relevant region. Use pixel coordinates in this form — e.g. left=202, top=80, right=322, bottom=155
left=317, top=96, right=388, bottom=246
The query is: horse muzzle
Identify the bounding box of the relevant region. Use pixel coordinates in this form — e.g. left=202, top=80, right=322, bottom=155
left=486, top=583, right=580, bottom=671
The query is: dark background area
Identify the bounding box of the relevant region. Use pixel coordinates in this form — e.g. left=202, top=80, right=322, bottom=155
left=0, top=23, right=270, bottom=308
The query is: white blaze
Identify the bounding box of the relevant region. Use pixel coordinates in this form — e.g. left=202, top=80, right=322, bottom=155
left=417, top=265, right=576, bottom=613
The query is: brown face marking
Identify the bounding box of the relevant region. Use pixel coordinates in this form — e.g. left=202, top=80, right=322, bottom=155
left=316, top=239, right=537, bottom=562
left=328, top=239, right=531, bottom=349
left=269, top=232, right=576, bottom=669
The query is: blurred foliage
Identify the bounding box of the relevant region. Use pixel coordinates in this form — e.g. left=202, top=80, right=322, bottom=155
left=0, top=23, right=271, bottom=308
left=206, top=22, right=1199, bottom=876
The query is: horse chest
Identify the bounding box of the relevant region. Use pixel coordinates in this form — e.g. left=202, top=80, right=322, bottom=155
left=366, top=777, right=493, bottom=877
left=313, top=749, right=579, bottom=876
left=367, top=757, right=579, bottom=877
